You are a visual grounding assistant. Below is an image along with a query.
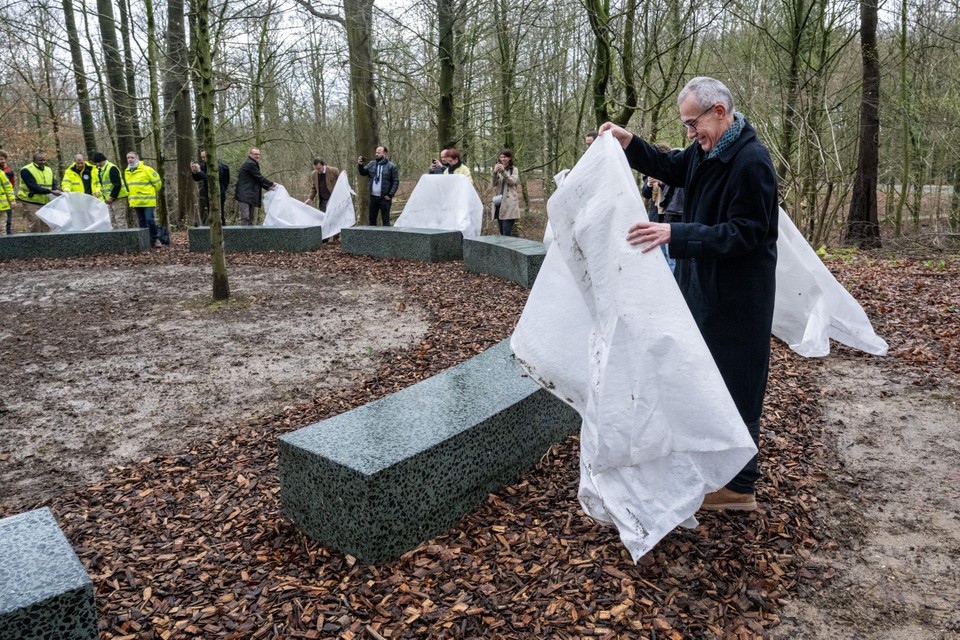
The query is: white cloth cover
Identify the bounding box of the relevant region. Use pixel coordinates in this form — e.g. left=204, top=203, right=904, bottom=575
left=772, top=210, right=888, bottom=357
left=321, top=171, right=356, bottom=240
left=35, top=193, right=112, bottom=233
left=510, top=134, right=757, bottom=561
left=394, top=174, right=482, bottom=238
left=263, top=185, right=324, bottom=228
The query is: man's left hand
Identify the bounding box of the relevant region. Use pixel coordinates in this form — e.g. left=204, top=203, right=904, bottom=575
left=627, top=220, right=671, bottom=252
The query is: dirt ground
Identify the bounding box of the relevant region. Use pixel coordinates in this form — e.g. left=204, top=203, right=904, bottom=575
left=1, top=256, right=958, bottom=638
left=0, top=264, right=430, bottom=508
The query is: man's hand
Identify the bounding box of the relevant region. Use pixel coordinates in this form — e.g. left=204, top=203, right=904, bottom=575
left=384, top=195, right=391, bottom=201
left=627, top=220, right=671, bottom=252
left=51, top=189, right=63, bottom=196
left=597, top=122, right=633, bottom=150
left=303, top=198, right=311, bottom=205
left=106, top=198, right=114, bottom=205
left=190, top=162, right=200, bottom=173
left=357, top=156, right=365, bottom=164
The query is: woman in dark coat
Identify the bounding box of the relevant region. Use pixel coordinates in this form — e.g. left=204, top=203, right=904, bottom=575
left=600, top=76, right=779, bottom=511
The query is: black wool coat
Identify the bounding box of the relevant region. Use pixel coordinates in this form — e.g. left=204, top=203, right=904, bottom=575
left=624, top=121, right=778, bottom=425
left=235, top=157, right=274, bottom=206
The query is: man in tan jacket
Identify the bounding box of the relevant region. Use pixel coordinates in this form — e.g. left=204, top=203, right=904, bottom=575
left=303, top=158, right=340, bottom=212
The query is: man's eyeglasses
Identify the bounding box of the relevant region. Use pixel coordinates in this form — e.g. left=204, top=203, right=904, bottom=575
left=681, top=105, right=717, bottom=132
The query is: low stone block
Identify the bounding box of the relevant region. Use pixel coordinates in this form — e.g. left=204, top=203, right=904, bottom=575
left=463, top=236, right=547, bottom=288
left=279, top=340, right=579, bottom=563
left=0, top=508, right=97, bottom=640
left=340, top=226, right=463, bottom=262
left=188, top=226, right=324, bottom=253
left=0, top=229, right=149, bottom=261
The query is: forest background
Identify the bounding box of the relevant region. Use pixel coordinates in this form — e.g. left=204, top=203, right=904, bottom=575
left=0, top=0, right=958, bottom=250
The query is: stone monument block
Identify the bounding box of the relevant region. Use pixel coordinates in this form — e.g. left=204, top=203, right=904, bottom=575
left=340, top=226, right=463, bottom=262
left=463, top=236, right=547, bottom=288
left=0, top=229, right=150, bottom=261
left=188, top=225, right=324, bottom=253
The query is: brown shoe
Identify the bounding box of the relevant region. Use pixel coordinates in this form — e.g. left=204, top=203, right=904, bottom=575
left=700, top=487, right=757, bottom=512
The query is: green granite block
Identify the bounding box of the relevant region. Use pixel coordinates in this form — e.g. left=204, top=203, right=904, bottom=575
left=278, top=340, right=580, bottom=563
left=463, top=236, right=547, bottom=288
left=340, top=226, right=463, bottom=262
left=0, top=229, right=149, bottom=260
left=0, top=508, right=98, bottom=640
left=188, top=226, right=324, bottom=253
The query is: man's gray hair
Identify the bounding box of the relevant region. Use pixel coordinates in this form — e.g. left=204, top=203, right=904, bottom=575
left=679, top=77, right=735, bottom=112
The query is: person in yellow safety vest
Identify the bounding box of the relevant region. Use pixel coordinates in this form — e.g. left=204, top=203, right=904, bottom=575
left=0, top=168, right=16, bottom=235
left=124, top=151, right=163, bottom=247
left=61, top=152, right=102, bottom=199
left=17, top=152, right=63, bottom=233
left=92, top=151, right=128, bottom=229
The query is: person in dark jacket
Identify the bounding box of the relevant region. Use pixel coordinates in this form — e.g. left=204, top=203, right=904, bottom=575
left=600, top=76, right=778, bottom=513
left=191, top=150, right=230, bottom=225
left=357, top=146, right=399, bottom=226
left=234, top=148, right=275, bottom=225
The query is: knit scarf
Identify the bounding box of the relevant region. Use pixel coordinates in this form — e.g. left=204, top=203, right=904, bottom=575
left=706, top=111, right=745, bottom=160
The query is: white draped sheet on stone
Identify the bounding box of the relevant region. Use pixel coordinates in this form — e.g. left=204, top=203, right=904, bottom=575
left=320, top=172, right=356, bottom=240
left=263, top=185, right=324, bottom=228
left=772, top=210, right=888, bottom=357
left=394, top=174, right=482, bottom=238
left=35, top=193, right=112, bottom=232
left=510, top=135, right=757, bottom=561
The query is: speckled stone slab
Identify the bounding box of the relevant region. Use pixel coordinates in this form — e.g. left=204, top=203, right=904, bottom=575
left=340, top=226, right=463, bottom=262
left=0, top=508, right=97, bottom=640
left=188, top=226, right=324, bottom=253
left=463, top=236, right=547, bottom=289
left=0, top=229, right=149, bottom=260
left=279, top=340, right=580, bottom=563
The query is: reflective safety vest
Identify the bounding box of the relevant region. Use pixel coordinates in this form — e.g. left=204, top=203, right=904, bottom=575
left=123, top=163, right=162, bottom=208
left=0, top=171, right=14, bottom=212
left=62, top=162, right=102, bottom=199
left=17, top=163, right=55, bottom=205
left=99, top=161, right=128, bottom=200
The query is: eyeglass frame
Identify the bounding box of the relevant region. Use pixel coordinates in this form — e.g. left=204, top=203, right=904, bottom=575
left=681, top=104, right=718, bottom=132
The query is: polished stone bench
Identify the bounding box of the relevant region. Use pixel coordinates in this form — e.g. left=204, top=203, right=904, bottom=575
left=340, top=226, right=463, bottom=262
left=0, top=229, right=149, bottom=260
left=0, top=508, right=97, bottom=639
left=279, top=340, right=579, bottom=563
left=463, top=236, right=547, bottom=289
left=188, top=225, right=323, bottom=253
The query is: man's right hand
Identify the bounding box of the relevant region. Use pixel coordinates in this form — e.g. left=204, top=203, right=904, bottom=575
left=52, top=189, right=63, bottom=196
left=357, top=156, right=365, bottom=164
left=598, top=122, right=633, bottom=150
left=106, top=198, right=114, bottom=205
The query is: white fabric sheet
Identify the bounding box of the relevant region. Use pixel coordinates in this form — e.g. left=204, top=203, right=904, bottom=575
left=510, top=134, right=757, bottom=561
left=394, top=174, right=482, bottom=238
left=772, top=210, right=888, bottom=356
left=321, top=172, right=356, bottom=240
left=35, top=193, right=112, bottom=233
left=543, top=169, right=569, bottom=247
left=263, top=185, right=324, bottom=228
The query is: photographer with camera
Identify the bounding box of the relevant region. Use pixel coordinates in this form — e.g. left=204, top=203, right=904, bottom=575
left=491, top=148, right=519, bottom=236
left=358, top=146, right=399, bottom=226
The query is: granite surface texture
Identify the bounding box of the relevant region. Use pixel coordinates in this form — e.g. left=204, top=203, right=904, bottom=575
left=188, top=226, right=324, bottom=253
left=0, top=229, right=150, bottom=260
left=462, top=235, right=547, bottom=288
left=340, top=226, right=463, bottom=262
left=0, top=508, right=98, bottom=639
left=278, top=340, right=580, bottom=563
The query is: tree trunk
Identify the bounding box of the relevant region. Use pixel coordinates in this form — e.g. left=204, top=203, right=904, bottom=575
left=437, top=0, right=456, bottom=148
left=144, top=0, right=170, bottom=229
left=117, top=0, right=143, bottom=144
left=845, top=0, right=882, bottom=248
left=345, top=0, right=379, bottom=217
left=165, top=0, right=197, bottom=227
left=81, top=0, right=118, bottom=161
left=191, top=0, right=229, bottom=300
left=62, top=0, right=97, bottom=154
left=493, top=0, right=515, bottom=148
left=96, top=0, right=137, bottom=157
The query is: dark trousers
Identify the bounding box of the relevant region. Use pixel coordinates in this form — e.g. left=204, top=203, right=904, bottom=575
left=198, top=195, right=210, bottom=226
left=498, top=218, right=515, bottom=237
left=133, top=206, right=158, bottom=243
left=726, top=420, right=760, bottom=494
left=4, top=209, right=10, bottom=235
left=368, top=195, right=392, bottom=226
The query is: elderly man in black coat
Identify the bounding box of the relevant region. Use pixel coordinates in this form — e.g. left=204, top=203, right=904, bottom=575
left=600, top=76, right=779, bottom=513
left=235, top=148, right=275, bottom=225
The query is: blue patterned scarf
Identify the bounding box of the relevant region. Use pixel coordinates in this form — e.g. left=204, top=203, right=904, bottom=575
left=706, top=111, right=745, bottom=159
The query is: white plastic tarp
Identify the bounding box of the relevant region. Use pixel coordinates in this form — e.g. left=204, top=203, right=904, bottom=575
left=543, top=169, right=569, bottom=247
left=394, top=174, right=482, bottom=238
left=263, top=185, right=324, bottom=228
left=321, top=171, right=356, bottom=240
left=510, top=134, right=757, bottom=561
left=772, top=210, right=889, bottom=357
left=35, top=193, right=112, bottom=233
